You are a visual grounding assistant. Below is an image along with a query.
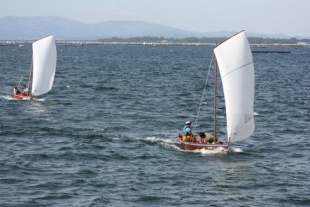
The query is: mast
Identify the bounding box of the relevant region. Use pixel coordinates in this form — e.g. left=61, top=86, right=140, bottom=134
left=213, top=52, right=218, bottom=141
left=27, top=57, right=33, bottom=95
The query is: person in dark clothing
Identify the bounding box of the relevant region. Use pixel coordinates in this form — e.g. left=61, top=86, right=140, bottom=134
left=14, top=85, right=21, bottom=95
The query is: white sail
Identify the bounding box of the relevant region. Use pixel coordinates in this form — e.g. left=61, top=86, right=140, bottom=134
left=214, top=31, right=255, bottom=142
left=31, top=35, right=57, bottom=96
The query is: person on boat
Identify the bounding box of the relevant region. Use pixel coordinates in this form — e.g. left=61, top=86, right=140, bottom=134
left=14, top=85, right=21, bottom=95
left=198, top=132, right=223, bottom=144
left=22, top=85, right=29, bottom=95
left=182, top=121, right=196, bottom=142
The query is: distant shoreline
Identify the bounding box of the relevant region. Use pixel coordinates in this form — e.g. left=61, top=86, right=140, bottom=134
left=1, top=36, right=310, bottom=46
left=1, top=40, right=309, bottom=47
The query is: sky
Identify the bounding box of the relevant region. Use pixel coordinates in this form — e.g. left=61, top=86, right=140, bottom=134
left=1, top=0, right=310, bottom=37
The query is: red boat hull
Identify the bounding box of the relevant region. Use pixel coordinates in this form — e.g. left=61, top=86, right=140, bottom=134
left=14, top=94, right=34, bottom=100
left=178, top=134, right=229, bottom=152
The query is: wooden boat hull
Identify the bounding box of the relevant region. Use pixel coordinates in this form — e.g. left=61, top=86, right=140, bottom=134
left=178, top=135, right=229, bottom=152
left=14, top=94, right=34, bottom=100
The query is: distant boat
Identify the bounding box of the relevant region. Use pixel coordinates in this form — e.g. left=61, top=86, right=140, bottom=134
left=14, top=35, right=57, bottom=100
left=178, top=31, right=255, bottom=153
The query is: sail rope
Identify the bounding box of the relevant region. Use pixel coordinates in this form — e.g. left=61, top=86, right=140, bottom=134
left=192, top=53, right=214, bottom=133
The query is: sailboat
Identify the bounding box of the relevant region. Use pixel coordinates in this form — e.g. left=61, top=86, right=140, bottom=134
left=14, top=35, right=57, bottom=100
left=178, top=31, right=255, bottom=153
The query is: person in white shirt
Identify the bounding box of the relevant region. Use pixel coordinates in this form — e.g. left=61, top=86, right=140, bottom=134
left=22, top=85, right=29, bottom=95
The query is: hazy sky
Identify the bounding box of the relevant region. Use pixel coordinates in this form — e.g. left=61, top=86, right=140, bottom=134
left=1, top=0, right=309, bottom=37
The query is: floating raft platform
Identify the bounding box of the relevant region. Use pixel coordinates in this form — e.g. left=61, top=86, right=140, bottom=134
left=252, top=51, right=291, bottom=53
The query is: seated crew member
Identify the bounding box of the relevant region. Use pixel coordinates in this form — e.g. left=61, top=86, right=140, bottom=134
left=182, top=121, right=196, bottom=142
left=14, top=85, right=21, bottom=95
left=22, top=85, right=29, bottom=95
left=198, top=132, right=221, bottom=144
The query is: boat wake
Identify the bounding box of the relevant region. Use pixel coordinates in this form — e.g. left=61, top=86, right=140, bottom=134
left=200, top=147, right=228, bottom=154
left=141, top=136, right=182, bottom=151
left=107, top=135, right=181, bottom=151
left=198, top=146, right=243, bottom=154
left=230, top=147, right=243, bottom=153
left=34, top=98, right=45, bottom=102
left=1, top=95, right=14, bottom=100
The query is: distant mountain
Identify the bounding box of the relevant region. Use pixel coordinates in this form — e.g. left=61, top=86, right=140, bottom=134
left=0, top=16, right=300, bottom=40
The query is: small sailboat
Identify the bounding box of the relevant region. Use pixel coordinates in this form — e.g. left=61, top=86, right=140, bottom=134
left=14, top=35, right=57, bottom=100
left=178, top=31, right=255, bottom=153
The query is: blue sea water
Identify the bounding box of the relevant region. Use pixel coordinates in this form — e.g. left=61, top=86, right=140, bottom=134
left=0, top=44, right=309, bottom=207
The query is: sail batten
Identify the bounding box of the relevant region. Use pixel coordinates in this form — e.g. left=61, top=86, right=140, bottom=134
left=221, top=61, right=253, bottom=80
left=214, top=31, right=255, bottom=143
left=31, top=35, right=57, bottom=96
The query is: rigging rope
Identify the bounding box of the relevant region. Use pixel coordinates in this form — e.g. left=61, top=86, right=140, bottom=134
left=193, top=53, right=214, bottom=133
